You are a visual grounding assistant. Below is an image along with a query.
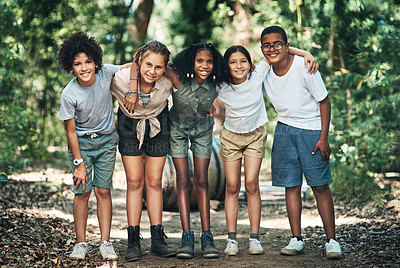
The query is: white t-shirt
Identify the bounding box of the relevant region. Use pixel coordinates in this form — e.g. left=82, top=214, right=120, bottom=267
left=263, top=55, right=328, bottom=130
left=217, top=60, right=269, bottom=133
left=59, top=64, right=120, bottom=136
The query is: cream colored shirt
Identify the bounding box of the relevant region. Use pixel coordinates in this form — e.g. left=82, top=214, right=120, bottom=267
left=111, top=68, right=173, bottom=148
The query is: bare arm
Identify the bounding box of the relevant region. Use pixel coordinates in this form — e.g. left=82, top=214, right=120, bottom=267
left=288, top=47, right=319, bottom=74
left=64, top=119, right=88, bottom=191
left=125, top=61, right=139, bottom=113
left=208, top=98, right=226, bottom=119
left=165, top=62, right=181, bottom=89
left=312, top=96, right=331, bottom=162
left=120, top=62, right=132, bottom=69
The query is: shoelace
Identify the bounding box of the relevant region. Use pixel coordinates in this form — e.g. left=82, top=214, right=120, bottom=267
left=179, top=234, right=194, bottom=248
left=101, top=241, right=115, bottom=255
left=72, top=243, right=87, bottom=255
left=250, top=239, right=262, bottom=248
left=86, top=132, right=98, bottom=139
left=128, top=233, right=143, bottom=247
left=201, top=233, right=214, bottom=247
left=226, top=240, right=237, bottom=249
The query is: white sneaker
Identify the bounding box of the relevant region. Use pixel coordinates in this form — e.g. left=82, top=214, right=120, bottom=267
left=224, top=238, right=239, bottom=256
left=325, top=239, right=342, bottom=259
left=99, top=241, right=118, bottom=260
left=69, top=242, right=88, bottom=260
left=249, top=238, right=264, bottom=255
left=280, top=237, right=305, bottom=256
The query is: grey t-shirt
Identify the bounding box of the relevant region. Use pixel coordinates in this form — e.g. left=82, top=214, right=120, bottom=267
left=59, top=64, right=120, bottom=136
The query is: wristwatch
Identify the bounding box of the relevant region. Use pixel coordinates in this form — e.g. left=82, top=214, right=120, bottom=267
left=73, top=158, right=84, bottom=166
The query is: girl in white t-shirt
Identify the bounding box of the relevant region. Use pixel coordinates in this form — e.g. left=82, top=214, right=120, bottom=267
left=215, top=45, right=318, bottom=256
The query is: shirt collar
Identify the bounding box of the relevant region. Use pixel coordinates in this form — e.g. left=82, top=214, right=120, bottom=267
left=190, top=78, right=213, bottom=92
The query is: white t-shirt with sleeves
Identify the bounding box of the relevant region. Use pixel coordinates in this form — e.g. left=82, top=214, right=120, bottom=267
left=59, top=64, right=120, bottom=136
left=217, top=60, right=270, bottom=133
left=263, top=55, right=328, bottom=130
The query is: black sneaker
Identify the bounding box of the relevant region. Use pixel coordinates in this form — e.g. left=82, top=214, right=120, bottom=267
left=177, top=231, right=194, bottom=259
left=201, top=231, right=219, bottom=259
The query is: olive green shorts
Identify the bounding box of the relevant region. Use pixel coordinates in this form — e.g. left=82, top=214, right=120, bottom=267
left=68, top=130, right=118, bottom=194
left=169, top=117, right=214, bottom=159
left=219, top=126, right=267, bottom=161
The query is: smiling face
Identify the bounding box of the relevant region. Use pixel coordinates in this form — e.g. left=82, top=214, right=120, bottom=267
left=139, top=52, right=166, bottom=87
left=193, top=49, right=214, bottom=84
left=261, top=32, right=289, bottom=66
left=228, top=51, right=251, bottom=85
left=72, top=52, right=98, bottom=87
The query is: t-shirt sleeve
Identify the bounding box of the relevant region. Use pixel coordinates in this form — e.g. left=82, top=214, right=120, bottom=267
left=59, top=91, right=76, bottom=121
left=304, top=70, right=328, bottom=102
left=251, top=60, right=270, bottom=81
left=103, top=64, right=121, bottom=79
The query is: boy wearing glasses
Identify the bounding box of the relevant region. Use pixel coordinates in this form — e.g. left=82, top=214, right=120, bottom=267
left=261, top=26, right=342, bottom=259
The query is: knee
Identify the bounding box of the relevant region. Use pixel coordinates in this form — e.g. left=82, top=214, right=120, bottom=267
left=226, top=183, right=240, bottom=196
left=311, top=184, right=330, bottom=195
left=94, top=187, right=110, bottom=199
left=176, top=175, right=190, bottom=192
left=75, top=190, right=91, bottom=201
left=245, top=180, right=259, bottom=196
left=146, top=176, right=162, bottom=191
left=126, top=176, right=144, bottom=191
left=195, top=175, right=208, bottom=190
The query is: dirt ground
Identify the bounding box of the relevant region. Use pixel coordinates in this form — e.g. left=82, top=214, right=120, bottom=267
left=1, top=157, right=399, bottom=267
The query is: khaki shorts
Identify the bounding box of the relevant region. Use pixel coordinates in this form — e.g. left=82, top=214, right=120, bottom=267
left=219, top=126, right=267, bottom=161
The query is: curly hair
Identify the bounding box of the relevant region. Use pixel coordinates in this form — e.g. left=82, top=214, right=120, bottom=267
left=172, top=43, right=227, bottom=86
left=58, top=32, right=103, bottom=73
left=223, top=45, right=253, bottom=85
left=133, top=40, right=170, bottom=66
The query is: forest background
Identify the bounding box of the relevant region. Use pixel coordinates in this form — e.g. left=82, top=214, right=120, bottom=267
left=0, top=0, right=399, bottom=206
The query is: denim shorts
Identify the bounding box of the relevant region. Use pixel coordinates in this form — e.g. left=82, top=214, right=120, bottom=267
left=68, top=130, right=118, bottom=194
left=271, top=122, right=332, bottom=187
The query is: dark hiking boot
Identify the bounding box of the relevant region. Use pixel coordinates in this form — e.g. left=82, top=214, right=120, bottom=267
left=126, top=225, right=142, bottom=261
left=201, top=230, right=219, bottom=259
left=177, top=231, right=194, bottom=259
left=150, top=224, right=176, bottom=257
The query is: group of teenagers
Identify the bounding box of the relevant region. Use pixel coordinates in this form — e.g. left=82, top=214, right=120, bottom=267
left=58, top=25, right=342, bottom=262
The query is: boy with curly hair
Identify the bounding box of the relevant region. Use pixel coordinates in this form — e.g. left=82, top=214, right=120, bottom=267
left=58, top=32, right=130, bottom=260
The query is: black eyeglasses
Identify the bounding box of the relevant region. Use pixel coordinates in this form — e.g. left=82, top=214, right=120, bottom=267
left=260, top=42, right=286, bottom=52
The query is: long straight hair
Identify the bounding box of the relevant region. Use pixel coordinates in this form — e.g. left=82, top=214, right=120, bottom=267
left=223, top=45, right=253, bottom=85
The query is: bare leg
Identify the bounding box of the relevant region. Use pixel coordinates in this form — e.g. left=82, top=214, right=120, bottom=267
left=285, top=185, right=302, bottom=237
left=243, top=156, right=263, bottom=234
left=122, top=155, right=145, bottom=226
left=94, top=186, right=113, bottom=242
left=73, top=191, right=91, bottom=242
left=193, top=156, right=211, bottom=231
left=144, top=155, right=167, bottom=225
left=173, top=157, right=191, bottom=232
left=311, top=184, right=336, bottom=239
left=224, top=159, right=242, bottom=233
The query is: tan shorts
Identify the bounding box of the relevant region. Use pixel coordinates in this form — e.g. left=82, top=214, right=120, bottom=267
left=219, top=126, right=267, bottom=161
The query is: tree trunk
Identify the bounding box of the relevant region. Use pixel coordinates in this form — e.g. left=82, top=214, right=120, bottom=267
left=232, top=1, right=251, bottom=46
left=129, top=0, right=154, bottom=47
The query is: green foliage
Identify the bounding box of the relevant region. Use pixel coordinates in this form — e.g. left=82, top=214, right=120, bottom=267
left=0, top=166, right=13, bottom=188
left=1, top=0, right=399, bottom=206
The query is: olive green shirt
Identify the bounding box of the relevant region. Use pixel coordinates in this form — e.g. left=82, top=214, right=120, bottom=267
left=169, top=79, right=217, bottom=125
